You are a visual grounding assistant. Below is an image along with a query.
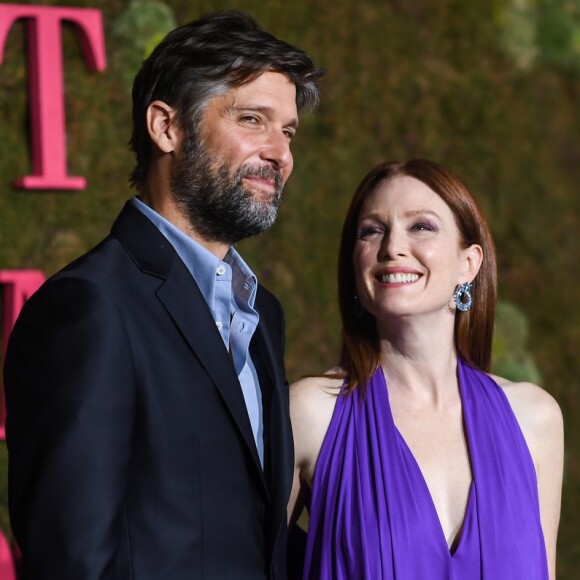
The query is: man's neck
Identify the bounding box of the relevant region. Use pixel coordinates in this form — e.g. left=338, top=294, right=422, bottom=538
left=137, top=191, right=230, bottom=260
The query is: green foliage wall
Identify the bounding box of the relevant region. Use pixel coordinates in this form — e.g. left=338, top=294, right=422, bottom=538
left=1, top=0, right=578, bottom=576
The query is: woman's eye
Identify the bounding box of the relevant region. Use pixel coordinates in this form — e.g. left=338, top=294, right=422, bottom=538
left=411, top=221, right=436, bottom=232
left=357, top=226, right=383, bottom=240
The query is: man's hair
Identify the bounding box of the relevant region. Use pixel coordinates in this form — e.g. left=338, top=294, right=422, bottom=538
left=129, top=10, right=324, bottom=188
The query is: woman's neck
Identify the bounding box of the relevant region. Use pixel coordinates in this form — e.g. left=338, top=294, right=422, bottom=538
left=377, top=313, right=459, bottom=405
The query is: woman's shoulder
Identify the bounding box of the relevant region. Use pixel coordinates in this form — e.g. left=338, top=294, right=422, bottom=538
left=487, top=373, right=563, bottom=469
left=289, top=371, right=344, bottom=435
left=290, top=370, right=344, bottom=403
left=489, top=373, right=562, bottom=431
left=289, top=370, right=345, bottom=482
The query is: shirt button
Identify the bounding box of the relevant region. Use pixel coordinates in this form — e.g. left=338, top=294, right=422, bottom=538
left=215, top=321, right=223, bottom=330
left=238, top=322, right=245, bottom=331
left=216, top=265, right=226, bottom=276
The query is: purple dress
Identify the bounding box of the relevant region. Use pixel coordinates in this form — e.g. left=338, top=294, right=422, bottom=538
left=303, top=359, right=548, bottom=579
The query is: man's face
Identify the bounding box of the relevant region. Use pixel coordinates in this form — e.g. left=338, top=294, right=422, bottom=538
left=171, top=71, right=298, bottom=245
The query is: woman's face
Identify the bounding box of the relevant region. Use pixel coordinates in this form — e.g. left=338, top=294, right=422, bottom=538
left=353, top=175, right=480, bottom=322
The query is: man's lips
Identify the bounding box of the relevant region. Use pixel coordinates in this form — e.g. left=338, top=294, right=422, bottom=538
left=244, top=175, right=276, bottom=189
left=242, top=175, right=280, bottom=199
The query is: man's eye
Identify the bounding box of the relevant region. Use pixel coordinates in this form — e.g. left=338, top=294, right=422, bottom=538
left=283, top=129, right=296, bottom=141
left=240, top=115, right=260, bottom=124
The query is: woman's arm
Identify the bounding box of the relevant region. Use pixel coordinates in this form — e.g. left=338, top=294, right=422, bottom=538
left=287, top=375, right=341, bottom=525
left=498, top=378, right=564, bottom=580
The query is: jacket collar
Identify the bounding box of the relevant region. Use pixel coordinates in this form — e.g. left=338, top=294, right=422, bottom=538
left=111, top=202, right=270, bottom=497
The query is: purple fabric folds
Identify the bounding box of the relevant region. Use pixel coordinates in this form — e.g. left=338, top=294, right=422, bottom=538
left=303, top=359, right=548, bottom=579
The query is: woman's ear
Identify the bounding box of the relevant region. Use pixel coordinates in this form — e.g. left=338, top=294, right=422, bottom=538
left=462, top=244, right=483, bottom=282
left=146, top=100, right=180, bottom=153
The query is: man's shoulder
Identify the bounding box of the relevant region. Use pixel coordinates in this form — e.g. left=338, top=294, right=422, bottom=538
left=34, top=224, right=142, bottom=306
left=48, top=234, right=127, bottom=285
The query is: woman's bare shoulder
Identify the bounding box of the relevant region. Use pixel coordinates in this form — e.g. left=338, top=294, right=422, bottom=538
left=289, top=371, right=344, bottom=433
left=489, top=373, right=562, bottom=431
left=289, top=370, right=345, bottom=482
left=488, top=373, right=563, bottom=473
left=290, top=370, right=344, bottom=405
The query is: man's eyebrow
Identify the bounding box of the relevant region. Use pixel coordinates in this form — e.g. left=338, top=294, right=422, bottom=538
left=229, top=105, right=299, bottom=128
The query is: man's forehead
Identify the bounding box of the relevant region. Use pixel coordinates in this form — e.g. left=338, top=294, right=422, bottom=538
left=213, top=74, right=299, bottom=122
left=230, top=72, right=297, bottom=103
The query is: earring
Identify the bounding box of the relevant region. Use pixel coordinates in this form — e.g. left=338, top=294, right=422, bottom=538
left=353, top=294, right=365, bottom=318
left=453, top=282, right=473, bottom=312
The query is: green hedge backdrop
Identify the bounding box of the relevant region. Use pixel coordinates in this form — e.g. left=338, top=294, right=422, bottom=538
left=1, top=0, right=579, bottom=576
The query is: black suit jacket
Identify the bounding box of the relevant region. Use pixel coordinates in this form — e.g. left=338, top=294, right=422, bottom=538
left=4, top=202, right=293, bottom=579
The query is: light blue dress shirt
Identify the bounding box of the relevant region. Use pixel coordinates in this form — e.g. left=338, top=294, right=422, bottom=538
left=132, top=196, right=264, bottom=465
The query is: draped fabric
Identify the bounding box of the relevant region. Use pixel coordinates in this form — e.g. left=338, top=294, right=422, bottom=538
left=303, top=359, right=548, bottom=579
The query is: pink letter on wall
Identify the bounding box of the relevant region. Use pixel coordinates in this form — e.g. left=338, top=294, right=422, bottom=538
left=0, top=270, right=46, bottom=440
left=0, top=529, right=16, bottom=580
left=0, top=4, right=107, bottom=190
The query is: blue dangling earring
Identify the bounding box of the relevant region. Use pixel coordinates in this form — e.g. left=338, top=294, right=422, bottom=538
left=453, top=282, right=473, bottom=312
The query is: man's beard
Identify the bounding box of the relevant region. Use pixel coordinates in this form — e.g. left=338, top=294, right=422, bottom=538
left=170, top=134, right=284, bottom=245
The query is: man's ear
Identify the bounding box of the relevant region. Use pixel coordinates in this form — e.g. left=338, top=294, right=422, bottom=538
left=462, top=244, right=483, bottom=283
left=146, top=100, right=180, bottom=153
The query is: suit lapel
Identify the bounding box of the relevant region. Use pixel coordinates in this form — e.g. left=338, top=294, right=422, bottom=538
left=157, top=274, right=266, bottom=478
left=252, top=294, right=294, bottom=534
left=111, top=202, right=267, bottom=495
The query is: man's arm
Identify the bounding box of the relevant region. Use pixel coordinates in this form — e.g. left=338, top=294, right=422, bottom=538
left=5, top=276, right=135, bottom=579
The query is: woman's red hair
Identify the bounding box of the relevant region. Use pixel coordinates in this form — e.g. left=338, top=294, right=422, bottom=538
left=337, top=159, right=497, bottom=394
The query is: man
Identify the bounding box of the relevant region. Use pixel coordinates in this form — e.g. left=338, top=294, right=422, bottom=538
left=4, top=11, right=323, bottom=579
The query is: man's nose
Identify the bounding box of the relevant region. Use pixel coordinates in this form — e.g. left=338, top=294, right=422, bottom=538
left=259, top=130, right=292, bottom=171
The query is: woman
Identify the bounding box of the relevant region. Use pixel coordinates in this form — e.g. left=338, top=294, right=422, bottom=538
left=288, top=160, right=563, bottom=579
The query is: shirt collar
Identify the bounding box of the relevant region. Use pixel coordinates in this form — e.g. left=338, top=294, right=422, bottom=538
left=131, top=196, right=257, bottom=308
